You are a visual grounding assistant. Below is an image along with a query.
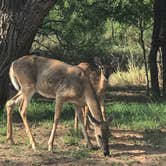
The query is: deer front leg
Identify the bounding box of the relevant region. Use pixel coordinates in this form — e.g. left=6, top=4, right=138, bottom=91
left=19, top=94, right=36, bottom=150
left=75, top=106, right=92, bottom=148
left=100, top=100, right=106, bottom=121
left=48, top=98, right=63, bottom=151
left=6, top=92, right=22, bottom=144
left=84, top=106, right=91, bottom=130
left=74, top=108, right=79, bottom=131
left=6, top=102, right=14, bottom=144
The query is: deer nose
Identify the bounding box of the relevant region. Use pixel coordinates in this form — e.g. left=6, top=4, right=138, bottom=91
left=103, top=150, right=110, bottom=156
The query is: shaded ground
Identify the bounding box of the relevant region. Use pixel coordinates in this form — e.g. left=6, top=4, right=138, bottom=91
left=0, top=124, right=165, bottom=166
left=107, top=85, right=151, bottom=103
left=0, top=86, right=165, bottom=165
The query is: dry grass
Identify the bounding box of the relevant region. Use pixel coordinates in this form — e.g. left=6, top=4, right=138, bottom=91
left=109, top=67, right=148, bottom=86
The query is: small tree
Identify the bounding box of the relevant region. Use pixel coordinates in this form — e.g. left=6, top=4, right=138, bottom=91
left=110, top=0, right=153, bottom=95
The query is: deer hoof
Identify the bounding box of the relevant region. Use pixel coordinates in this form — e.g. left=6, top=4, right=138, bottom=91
left=85, top=142, right=93, bottom=149
left=32, top=144, right=36, bottom=151
left=48, top=145, right=53, bottom=152
left=91, top=145, right=99, bottom=150
left=6, top=138, right=15, bottom=145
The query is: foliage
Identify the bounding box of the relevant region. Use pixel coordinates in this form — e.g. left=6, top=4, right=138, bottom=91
left=32, top=0, right=153, bottom=69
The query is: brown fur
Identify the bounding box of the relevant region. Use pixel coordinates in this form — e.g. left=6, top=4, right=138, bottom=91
left=6, top=55, right=111, bottom=156
left=74, top=62, right=111, bottom=130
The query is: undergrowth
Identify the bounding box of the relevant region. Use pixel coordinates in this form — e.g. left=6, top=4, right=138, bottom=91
left=109, top=67, right=147, bottom=86
left=0, top=100, right=166, bottom=130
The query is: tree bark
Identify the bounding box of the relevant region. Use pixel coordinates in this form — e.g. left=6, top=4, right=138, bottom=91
left=149, top=43, right=160, bottom=97
left=139, top=26, right=150, bottom=96
left=162, top=45, right=166, bottom=97
left=0, top=0, right=57, bottom=109
left=160, top=0, right=166, bottom=97
left=149, top=0, right=161, bottom=97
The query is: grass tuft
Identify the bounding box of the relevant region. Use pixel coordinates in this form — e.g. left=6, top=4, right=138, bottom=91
left=62, top=126, right=82, bottom=146
left=109, top=67, right=147, bottom=86
left=70, top=148, right=90, bottom=159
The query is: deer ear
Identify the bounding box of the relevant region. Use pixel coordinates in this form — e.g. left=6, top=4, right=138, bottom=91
left=94, top=56, right=102, bottom=66
left=107, top=115, right=113, bottom=124
left=88, top=113, right=100, bottom=126
left=110, top=56, right=119, bottom=66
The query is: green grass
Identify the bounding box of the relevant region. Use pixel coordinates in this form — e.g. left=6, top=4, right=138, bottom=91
left=0, top=100, right=166, bottom=130
left=27, top=100, right=75, bottom=122
left=0, top=99, right=75, bottom=123
left=62, top=126, right=83, bottom=146
left=69, top=148, right=90, bottom=159
left=0, top=126, right=6, bottom=136
left=63, top=135, right=80, bottom=146
left=107, top=102, right=166, bottom=130
left=54, top=146, right=91, bottom=160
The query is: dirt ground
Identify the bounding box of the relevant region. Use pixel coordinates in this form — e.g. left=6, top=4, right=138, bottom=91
left=0, top=124, right=165, bottom=166
left=0, top=86, right=165, bottom=166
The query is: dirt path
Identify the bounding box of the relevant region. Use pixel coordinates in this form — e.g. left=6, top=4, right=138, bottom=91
left=0, top=123, right=165, bottom=166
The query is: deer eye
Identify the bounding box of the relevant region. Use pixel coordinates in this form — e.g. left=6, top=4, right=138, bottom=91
left=98, top=135, right=102, bottom=139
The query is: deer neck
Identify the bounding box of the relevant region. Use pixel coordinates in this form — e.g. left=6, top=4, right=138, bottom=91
left=97, top=70, right=107, bottom=93
left=85, top=81, right=103, bottom=121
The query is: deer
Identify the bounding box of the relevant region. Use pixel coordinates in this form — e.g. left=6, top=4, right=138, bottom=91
left=74, top=57, right=115, bottom=131
left=6, top=55, right=113, bottom=156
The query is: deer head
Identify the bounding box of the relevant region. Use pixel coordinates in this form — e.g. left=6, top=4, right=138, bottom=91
left=88, top=113, right=113, bottom=156
left=93, top=56, right=118, bottom=80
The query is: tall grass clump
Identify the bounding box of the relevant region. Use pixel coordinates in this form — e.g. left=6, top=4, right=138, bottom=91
left=109, top=67, right=147, bottom=86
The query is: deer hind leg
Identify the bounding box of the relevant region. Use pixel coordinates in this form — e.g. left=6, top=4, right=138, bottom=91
left=100, top=100, right=106, bottom=121
left=19, top=90, right=36, bottom=150
left=74, top=107, right=90, bottom=132
left=48, top=97, right=63, bottom=151
left=74, top=107, right=86, bottom=132
left=6, top=92, right=23, bottom=144
left=84, top=106, right=91, bottom=130
left=75, top=106, right=92, bottom=148
left=74, top=108, right=79, bottom=131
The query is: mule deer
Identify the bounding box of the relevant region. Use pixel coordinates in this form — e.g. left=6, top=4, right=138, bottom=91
left=6, top=55, right=112, bottom=156
left=75, top=57, right=115, bottom=130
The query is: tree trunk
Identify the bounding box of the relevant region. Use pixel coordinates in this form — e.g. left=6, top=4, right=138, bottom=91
left=149, top=43, right=160, bottom=97
left=162, top=45, right=166, bottom=97
left=0, top=0, right=57, bottom=109
left=160, top=0, right=166, bottom=97
left=139, top=27, right=150, bottom=96
left=149, top=0, right=161, bottom=97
